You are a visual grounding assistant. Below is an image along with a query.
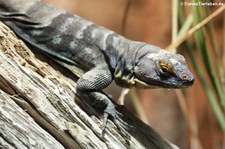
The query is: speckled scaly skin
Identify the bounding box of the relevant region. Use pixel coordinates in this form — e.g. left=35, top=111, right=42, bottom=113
left=0, top=0, right=194, bottom=132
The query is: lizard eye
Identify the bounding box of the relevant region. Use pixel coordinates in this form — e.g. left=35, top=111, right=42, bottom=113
left=161, top=66, right=169, bottom=73
left=159, top=61, right=173, bottom=76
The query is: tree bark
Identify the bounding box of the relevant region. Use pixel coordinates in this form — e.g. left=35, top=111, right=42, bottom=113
left=0, top=22, right=178, bottom=149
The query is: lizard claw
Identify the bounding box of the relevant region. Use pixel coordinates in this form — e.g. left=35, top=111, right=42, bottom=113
left=102, top=112, right=109, bottom=134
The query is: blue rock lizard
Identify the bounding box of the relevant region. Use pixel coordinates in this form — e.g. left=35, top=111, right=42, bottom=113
left=0, top=0, right=194, bottom=133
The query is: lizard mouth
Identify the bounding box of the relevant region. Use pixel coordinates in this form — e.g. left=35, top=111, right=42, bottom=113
left=133, top=78, right=194, bottom=89
left=181, top=79, right=194, bottom=87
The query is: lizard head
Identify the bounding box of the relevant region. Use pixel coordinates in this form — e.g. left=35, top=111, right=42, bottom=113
left=133, top=47, right=194, bottom=89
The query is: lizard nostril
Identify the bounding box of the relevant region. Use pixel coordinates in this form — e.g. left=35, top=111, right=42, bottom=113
left=182, top=74, right=187, bottom=80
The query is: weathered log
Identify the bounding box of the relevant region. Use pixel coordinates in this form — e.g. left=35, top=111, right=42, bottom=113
left=0, top=22, right=178, bottom=149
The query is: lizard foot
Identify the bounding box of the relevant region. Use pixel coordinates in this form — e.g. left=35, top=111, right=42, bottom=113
left=102, top=104, right=130, bottom=140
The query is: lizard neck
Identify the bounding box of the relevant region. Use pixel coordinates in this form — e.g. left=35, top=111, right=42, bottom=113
left=110, top=36, right=145, bottom=88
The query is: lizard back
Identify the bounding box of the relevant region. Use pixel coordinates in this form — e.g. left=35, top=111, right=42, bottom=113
left=0, top=0, right=121, bottom=71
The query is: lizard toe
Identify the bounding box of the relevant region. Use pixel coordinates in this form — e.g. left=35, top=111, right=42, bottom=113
left=102, top=104, right=130, bottom=140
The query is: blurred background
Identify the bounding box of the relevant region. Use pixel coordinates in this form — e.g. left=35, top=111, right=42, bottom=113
left=44, top=0, right=225, bottom=149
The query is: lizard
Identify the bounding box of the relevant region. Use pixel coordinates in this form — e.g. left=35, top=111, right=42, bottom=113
left=0, top=0, right=194, bottom=133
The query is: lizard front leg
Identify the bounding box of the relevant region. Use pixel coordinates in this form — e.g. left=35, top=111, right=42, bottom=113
left=76, top=64, right=122, bottom=133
